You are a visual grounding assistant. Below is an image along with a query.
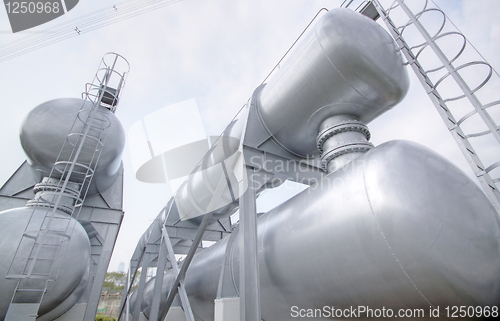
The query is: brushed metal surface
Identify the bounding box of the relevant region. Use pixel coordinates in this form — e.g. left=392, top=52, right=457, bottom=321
left=0, top=207, right=91, bottom=320
left=135, top=141, right=500, bottom=320
left=257, top=8, right=409, bottom=157
left=172, top=113, right=246, bottom=223
left=19, top=98, right=126, bottom=196
left=163, top=8, right=411, bottom=224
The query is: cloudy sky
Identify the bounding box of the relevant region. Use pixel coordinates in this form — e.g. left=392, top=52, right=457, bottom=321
left=0, top=0, right=499, bottom=272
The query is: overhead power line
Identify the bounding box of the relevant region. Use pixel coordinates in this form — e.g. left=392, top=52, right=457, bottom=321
left=0, top=0, right=183, bottom=63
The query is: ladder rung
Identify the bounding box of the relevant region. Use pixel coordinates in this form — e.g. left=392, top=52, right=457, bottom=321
left=28, top=258, right=55, bottom=262
left=38, top=242, right=64, bottom=247
left=5, top=274, right=43, bottom=279
left=15, top=289, right=46, bottom=292
left=30, top=273, right=51, bottom=276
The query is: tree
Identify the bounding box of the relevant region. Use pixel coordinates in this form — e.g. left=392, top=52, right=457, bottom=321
left=103, top=272, right=126, bottom=293
left=102, top=271, right=141, bottom=293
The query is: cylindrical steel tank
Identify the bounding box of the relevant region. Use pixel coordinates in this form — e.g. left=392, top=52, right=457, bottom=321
left=135, top=140, right=500, bottom=320
left=20, top=98, right=126, bottom=196
left=256, top=8, right=409, bottom=157
left=171, top=8, right=409, bottom=221
left=0, top=207, right=90, bottom=320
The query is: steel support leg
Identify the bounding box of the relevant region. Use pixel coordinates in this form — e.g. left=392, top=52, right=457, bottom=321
left=84, top=224, right=121, bottom=321
left=216, top=224, right=240, bottom=300
left=118, top=255, right=144, bottom=321
left=132, top=253, right=151, bottom=321
left=118, top=271, right=129, bottom=321
left=239, top=167, right=261, bottom=321
left=159, top=212, right=213, bottom=321
left=160, top=143, right=242, bottom=320
left=162, top=226, right=195, bottom=321
left=149, top=236, right=169, bottom=321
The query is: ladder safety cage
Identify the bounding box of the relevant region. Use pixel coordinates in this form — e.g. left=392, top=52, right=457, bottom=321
left=4, top=53, right=129, bottom=321
left=85, top=53, right=130, bottom=112
left=344, top=0, right=500, bottom=220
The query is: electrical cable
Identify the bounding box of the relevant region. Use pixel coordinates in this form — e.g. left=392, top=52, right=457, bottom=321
left=0, top=0, right=183, bottom=63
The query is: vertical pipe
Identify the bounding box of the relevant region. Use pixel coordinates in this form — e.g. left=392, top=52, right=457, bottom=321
left=239, top=168, right=261, bottom=321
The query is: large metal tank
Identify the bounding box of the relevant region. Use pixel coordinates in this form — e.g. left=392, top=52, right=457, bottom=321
left=0, top=207, right=91, bottom=321
left=256, top=8, right=409, bottom=157
left=135, top=140, right=500, bottom=320
left=170, top=8, right=409, bottom=221
left=19, top=98, right=126, bottom=196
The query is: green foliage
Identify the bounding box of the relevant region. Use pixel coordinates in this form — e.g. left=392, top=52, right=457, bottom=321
left=103, top=271, right=126, bottom=292
left=102, top=271, right=141, bottom=294
left=95, top=314, right=116, bottom=321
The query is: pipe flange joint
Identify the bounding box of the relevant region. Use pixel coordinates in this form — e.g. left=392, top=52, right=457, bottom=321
left=317, top=120, right=371, bottom=153
left=320, top=141, right=374, bottom=171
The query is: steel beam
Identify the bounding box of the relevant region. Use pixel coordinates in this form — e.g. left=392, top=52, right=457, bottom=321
left=132, top=252, right=151, bottom=321
left=161, top=226, right=195, bottom=321
left=159, top=212, right=213, bottom=320
left=239, top=167, right=261, bottom=321
left=148, top=233, right=168, bottom=321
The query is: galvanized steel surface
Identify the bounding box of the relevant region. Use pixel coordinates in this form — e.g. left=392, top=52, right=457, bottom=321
left=0, top=207, right=91, bottom=320
left=166, top=8, right=410, bottom=224
left=19, top=98, right=126, bottom=196
left=257, top=8, right=409, bottom=157
left=136, top=141, right=500, bottom=320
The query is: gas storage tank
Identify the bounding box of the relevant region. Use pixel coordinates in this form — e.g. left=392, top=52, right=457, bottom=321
left=19, top=98, right=126, bottom=196
left=135, top=141, right=500, bottom=320
left=0, top=207, right=91, bottom=321
left=169, top=8, right=410, bottom=221
left=256, top=8, right=409, bottom=157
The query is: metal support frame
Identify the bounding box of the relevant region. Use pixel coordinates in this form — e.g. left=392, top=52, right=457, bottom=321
left=117, top=269, right=129, bottom=321
left=238, top=167, right=261, bottom=321
left=2, top=53, right=129, bottom=321
left=160, top=226, right=194, bottom=321
left=159, top=212, right=213, bottom=320
left=118, top=245, right=145, bottom=321
left=117, top=203, right=199, bottom=321
left=148, top=229, right=168, bottom=321
left=117, top=204, right=197, bottom=321
left=132, top=253, right=151, bottom=321
left=145, top=90, right=324, bottom=321
left=159, top=126, right=248, bottom=319
left=83, top=214, right=122, bottom=321
left=216, top=225, right=240, bottom=300
left=0, top=161, right=125, bottom=321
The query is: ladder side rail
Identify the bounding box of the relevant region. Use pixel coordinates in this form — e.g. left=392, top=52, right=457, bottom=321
left=370, top=0, right=500, bottom=219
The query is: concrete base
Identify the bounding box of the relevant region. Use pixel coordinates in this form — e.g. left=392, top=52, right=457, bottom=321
left=53, top=303, right=86, bottom=321
left=214, top=297, right=240, bottom=321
